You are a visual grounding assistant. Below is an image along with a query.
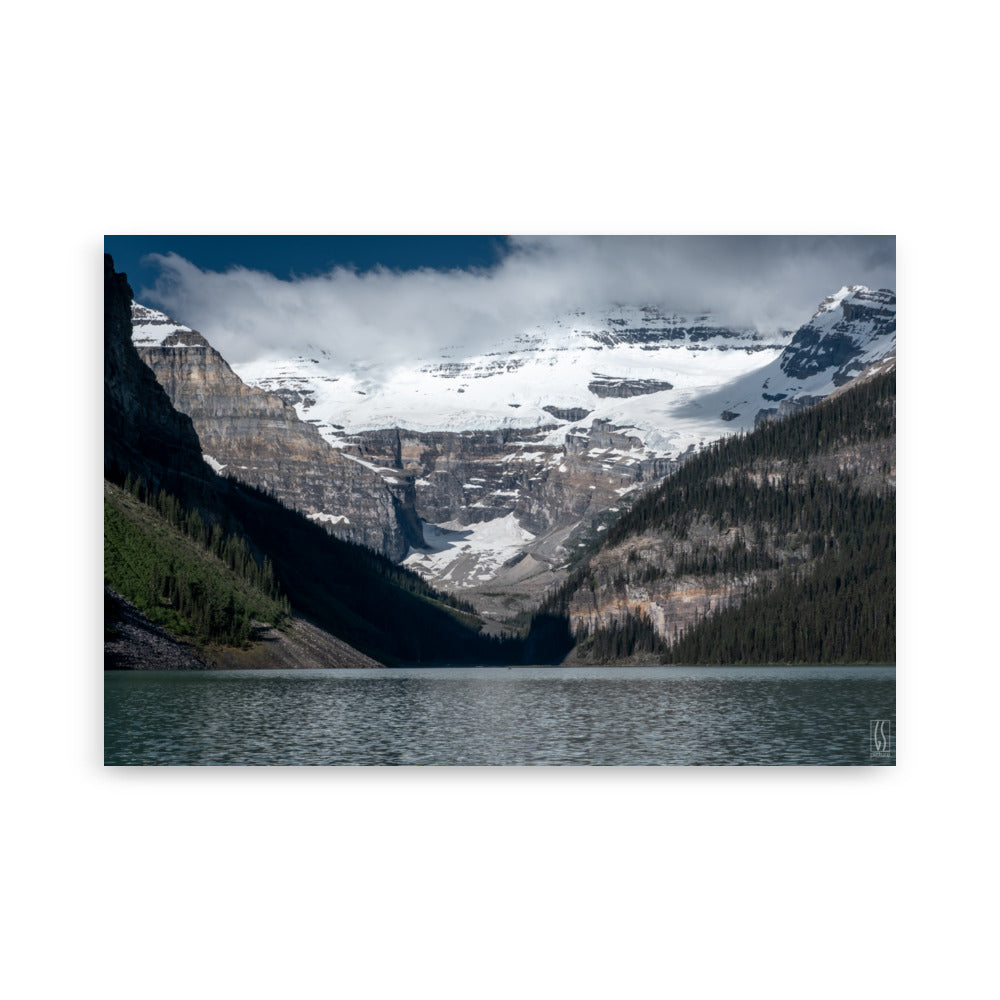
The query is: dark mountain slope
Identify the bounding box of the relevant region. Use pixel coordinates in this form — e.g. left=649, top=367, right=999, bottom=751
left=104, top=477, right=289, bottom=648
left=131, top=302, right=424, bottom=561
left=104, top=257, right=208, bottom=494
left=104, top=255, right=525, bottom=666
left=534, top=368, right=896, bottom=664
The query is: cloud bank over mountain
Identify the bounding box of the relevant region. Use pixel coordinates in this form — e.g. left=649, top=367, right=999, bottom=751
left=137, top=235, right=895, bottom=369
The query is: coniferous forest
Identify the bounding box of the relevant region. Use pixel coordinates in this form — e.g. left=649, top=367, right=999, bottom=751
left=104, top=463, right=527, bottom=664
left=104, top=254, right=528, bottom=666
left=105, top=252, right=894, bottom=668
left=539, top=371, right=895, bottom=665
left=105, top=476, right=290, bottom=647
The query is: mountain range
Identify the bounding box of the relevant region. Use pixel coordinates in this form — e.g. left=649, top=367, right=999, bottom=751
left=128, top=284, right=895, bottom=627
left=105, top=255, right=524, bottom=668
left=106, top=250, right=895, bottom=666
left=233, top=286, right=894, bottom=451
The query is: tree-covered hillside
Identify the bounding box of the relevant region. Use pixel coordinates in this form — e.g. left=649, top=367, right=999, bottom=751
left=104, top=254, right=526, bottom=667
left=534, top=371, right=896, bottom=664
left=104, top=470, right=524, bottom=664
left=105, top=478, right=289, bottom=647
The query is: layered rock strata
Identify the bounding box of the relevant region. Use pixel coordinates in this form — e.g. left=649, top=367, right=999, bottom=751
left=131, top=304, right=423, bottom=560
left=340, top=418, right=678, bottom=596
left=779, top=286, right=896, bottom=385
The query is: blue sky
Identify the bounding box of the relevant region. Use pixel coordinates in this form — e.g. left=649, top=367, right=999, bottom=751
left=104, top=235, right=512, bottom=292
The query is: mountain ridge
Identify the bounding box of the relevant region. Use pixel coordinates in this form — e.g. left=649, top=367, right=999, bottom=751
left=128, top=283, right=895, bottom=618
left=131, top=301, right=424, bottom=560
left=541, top=367, right=896, bottom=664
left=105, top=255, right=525, bottom=667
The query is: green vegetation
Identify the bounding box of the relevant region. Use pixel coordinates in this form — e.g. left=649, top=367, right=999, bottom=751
left=575, top=608, right=667, bottom=662
left=532, top=371, right=896, bottom=665
left=105, top=480, right=289, bottom=646
left=104, top=466, right=530, bottom=664
left=602, top=372, right=895, bottom=547
left=662, top=504, right=894, bottom=664
left=213, top=476, right=525, bottom=664
left=104, top=252, right=532, bottom=665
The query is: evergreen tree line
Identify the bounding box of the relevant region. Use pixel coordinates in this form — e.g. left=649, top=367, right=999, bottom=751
left=574, top=608, right=668, bottom=662
left=603, top=370, right=895, bottom=549
left=661, top=501, right=895, bottom=664
left=220, top=476, right=529, bottom=663
left=598, top=473, right=892, bottom=582
left=528, top=370, right=896, bottom=664
left=606, top=467, right=891, bottom=548
left=671, top=534, right=784, bottom=577
left=107, top=466, right=519, bottom=663
left=241, top=478, right=480, bottom=619
left=105, top=255, right=534, bottom=664
left=105, top=483, right=290, bottom=647
left=121, top=473, right=285, bottom=604
left=564, top=490, right=894, bottom=665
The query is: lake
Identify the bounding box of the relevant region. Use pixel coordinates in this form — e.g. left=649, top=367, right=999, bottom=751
left=104, top=665, right=896, bottom=766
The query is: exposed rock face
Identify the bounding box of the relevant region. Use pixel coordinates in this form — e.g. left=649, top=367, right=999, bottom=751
left=134, top=286, right=894, bottom=613
left=542, top=405, right=593, bottom=422
left=131, top=303, right=423, bottom=561
left=226, top=303, right=795, bottom=600
left=104, top=257, right=207, bottom=491
left=104, top=587, right=207, bottom=670
left=561, top=372, right=897, bottom=660
left=340, top=418, right=678, bottom=603
left=588, top=375, right=673, bottom=398
left=234, top=303, right=791, bottom=464
left=583, top=308, right=778, bottom=350
left=779, top=287, right=896, bottom=385
left=733, top=287, right=897, bottom=429
left=105, top=258, right=416, bottom=669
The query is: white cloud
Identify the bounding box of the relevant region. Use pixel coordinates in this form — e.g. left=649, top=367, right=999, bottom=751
left=138, top=236, right=895, bottom=369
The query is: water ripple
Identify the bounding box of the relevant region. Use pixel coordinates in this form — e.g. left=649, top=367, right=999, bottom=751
left=105, top=666, right=896, bottom=766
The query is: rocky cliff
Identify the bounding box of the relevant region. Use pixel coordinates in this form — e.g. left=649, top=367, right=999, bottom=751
left=779, top=286, right=896, bottom=385
left=128, top=286, right=895, bottom=625
left=662, top=286, right=897, bottom=435
left=131, top=303, right=423, bottom=561
left=232, top=304, right=790, bottom=600
left=331, top=418, right=678, bottom=626
left=107, top=257, right=507, bottom=667
left=104, top=258, right=207, bottom=491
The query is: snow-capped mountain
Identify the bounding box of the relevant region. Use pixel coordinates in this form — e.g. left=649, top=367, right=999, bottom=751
left=132, top=288, right=895, bottom=609
left=779, top=285, right=895, bottom=384
left=131, top=302, right=200, bottom=346
left=658, top=286, right=897, bottom=435
left=235, top=305, right=791, bottom=459
left=234, top=289, right=894, bottom=461
left=130, top=302, right=424, bottom=561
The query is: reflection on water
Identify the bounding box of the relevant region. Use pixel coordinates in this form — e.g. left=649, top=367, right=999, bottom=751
left=104, top=666, right=896, bottom=766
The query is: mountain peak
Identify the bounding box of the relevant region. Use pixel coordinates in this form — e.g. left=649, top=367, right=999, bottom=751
left=816, top=285, right=868, bottom=315
left=131, top=302, right=208, bottom=348
left=778, top=285, right=895, bottom=385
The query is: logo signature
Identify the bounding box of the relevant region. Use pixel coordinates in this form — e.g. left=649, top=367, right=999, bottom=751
left=870, top=720, right=892, bottom=758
